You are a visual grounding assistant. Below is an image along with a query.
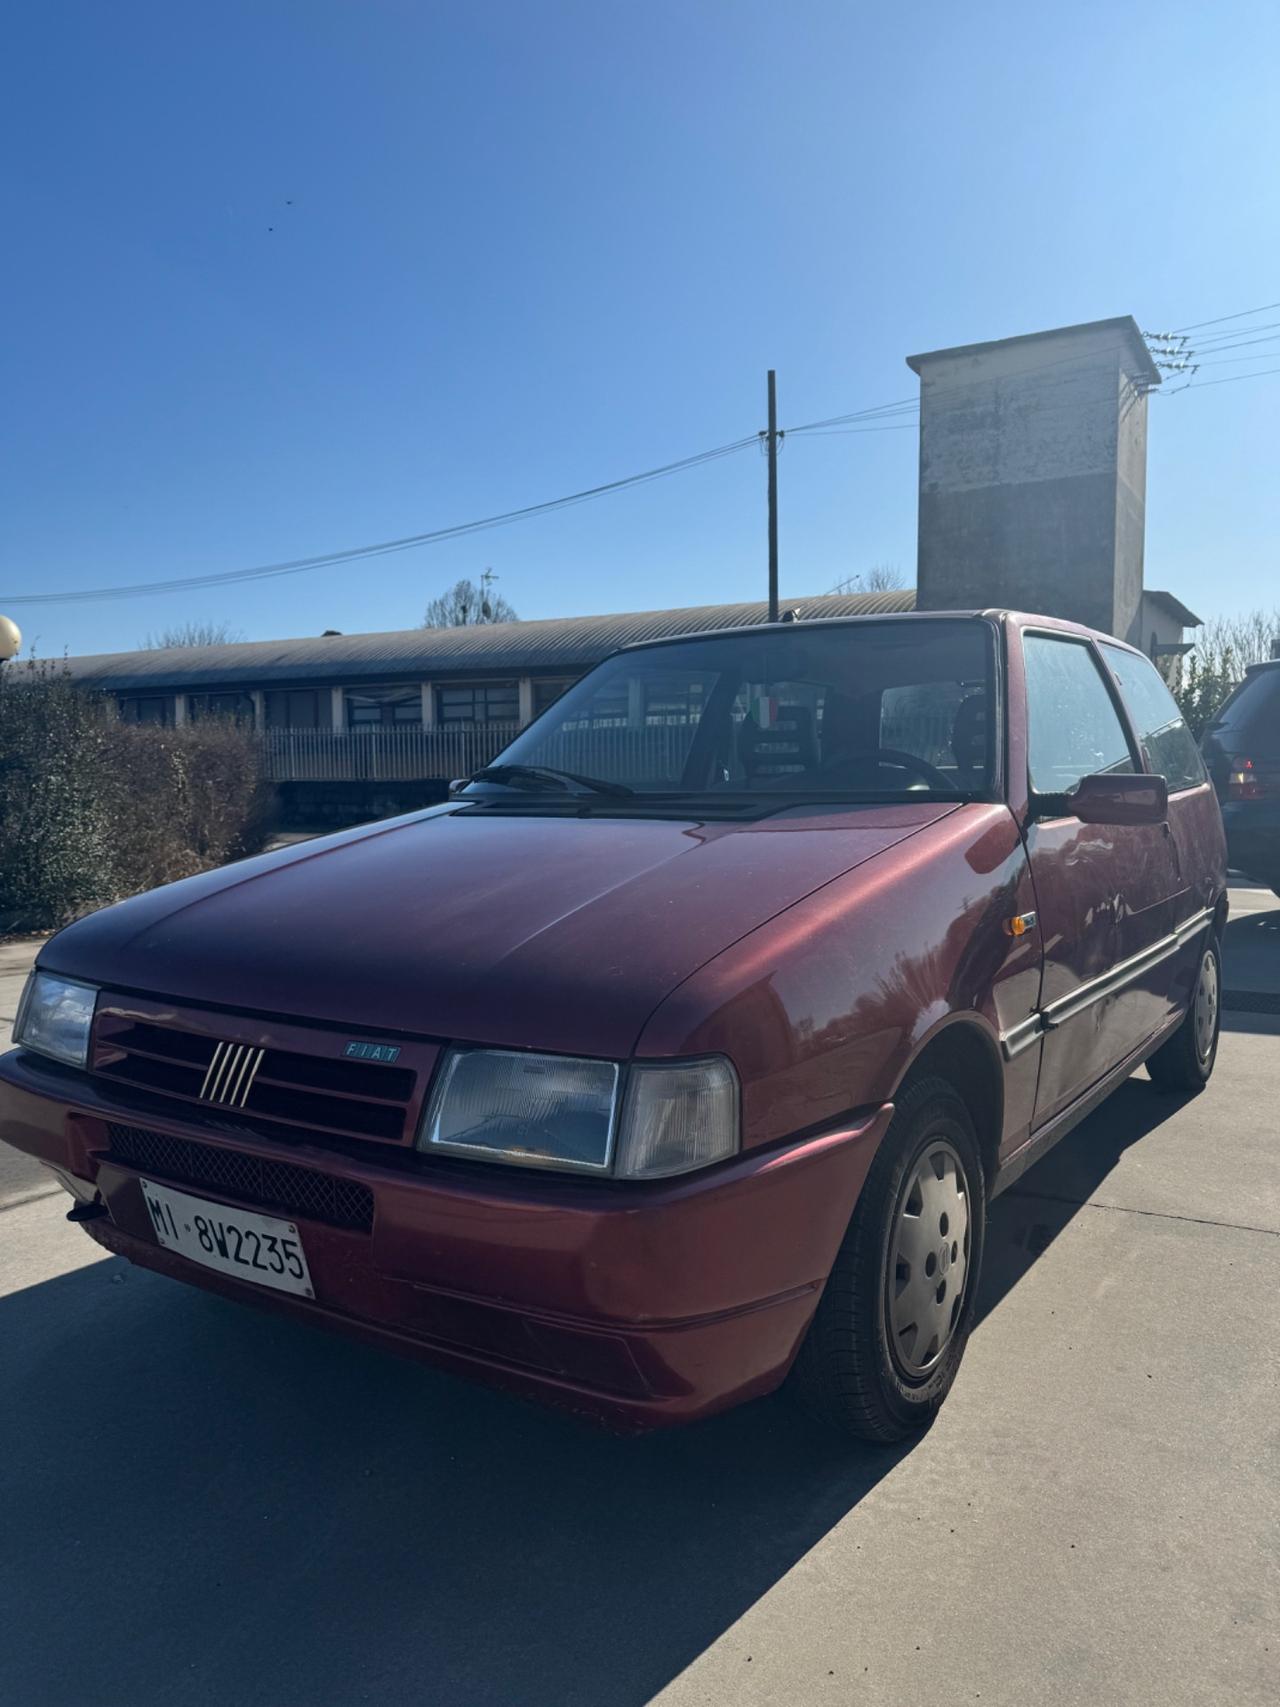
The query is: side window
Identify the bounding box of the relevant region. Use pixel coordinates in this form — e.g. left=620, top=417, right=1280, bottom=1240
left=1023, top=634, right=1135, bottom=796
left=1100, top=643, right=1207, bottom=792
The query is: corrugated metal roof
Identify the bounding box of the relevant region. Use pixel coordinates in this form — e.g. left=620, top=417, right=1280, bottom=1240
left=58, top=590, right=918, bottom=692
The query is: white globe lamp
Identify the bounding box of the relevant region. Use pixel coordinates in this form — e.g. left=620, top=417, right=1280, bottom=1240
left=0, top=614, right=21, bottom=663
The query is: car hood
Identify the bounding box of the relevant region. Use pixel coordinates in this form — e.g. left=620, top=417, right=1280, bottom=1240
left=43, top=801, right=955, bottom=1058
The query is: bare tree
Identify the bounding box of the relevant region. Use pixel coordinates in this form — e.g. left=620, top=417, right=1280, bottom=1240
left=422, top=572, right=518, bottom=629
left=830, top=564, right=907, bottom=595
left=143, top=620, right=245, bottom=649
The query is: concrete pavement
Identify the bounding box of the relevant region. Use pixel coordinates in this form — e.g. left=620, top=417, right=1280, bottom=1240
left=1, top=897, right=1278, bottom=1706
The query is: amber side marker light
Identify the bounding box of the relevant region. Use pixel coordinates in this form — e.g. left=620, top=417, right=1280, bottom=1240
left=1004, top=912, right=1037, bottom=937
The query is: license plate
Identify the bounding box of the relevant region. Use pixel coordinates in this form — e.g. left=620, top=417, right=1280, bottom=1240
left=140, top=1179, right=314, bottom=1299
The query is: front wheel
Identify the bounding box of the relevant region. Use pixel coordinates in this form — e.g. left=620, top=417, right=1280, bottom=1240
left=791, top=1075, right=986, bottom=1442
left=1146, top=936, right=1221, bottom=1092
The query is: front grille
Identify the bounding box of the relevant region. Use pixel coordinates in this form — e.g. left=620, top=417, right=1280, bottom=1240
left=106, top=1123, right=375, bottom=1233
left=93, top=1017, right=418, bottom=1146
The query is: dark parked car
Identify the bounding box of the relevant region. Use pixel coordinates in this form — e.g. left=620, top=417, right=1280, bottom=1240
left=1201, top=658, right=1280, bottom=894
left=1, top=612, right=1226, bottom=1440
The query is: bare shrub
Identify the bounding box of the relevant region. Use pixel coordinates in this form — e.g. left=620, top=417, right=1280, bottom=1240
left=103, top=719, right=273, bottom=893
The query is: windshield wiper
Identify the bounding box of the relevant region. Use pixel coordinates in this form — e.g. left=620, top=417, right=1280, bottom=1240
left=467, top=763, right=635, bottom=798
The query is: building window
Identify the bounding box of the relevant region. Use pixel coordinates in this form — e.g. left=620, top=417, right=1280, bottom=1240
left=532, top=678, right=576, bottom=717
left=345, top=686, right=423, bottom=730
left=118, top=695, right=172, bottom=726
left=436, top=682, right=520, bottom=725
left=643, top=677, right=708, bottom=726
left=188, top=692, right=255, bottom=725
left=264, top=689, right=322, bottom=729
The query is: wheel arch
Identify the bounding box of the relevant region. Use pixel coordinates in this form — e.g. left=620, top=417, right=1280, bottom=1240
left=892, top=1016, right=1005, bottom=1196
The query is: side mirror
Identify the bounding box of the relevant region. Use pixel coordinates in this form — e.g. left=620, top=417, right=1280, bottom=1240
left=1069, top=772, right=1168, bottom=826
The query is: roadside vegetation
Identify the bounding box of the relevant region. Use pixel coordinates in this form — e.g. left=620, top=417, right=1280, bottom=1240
left=0, top=659, right=271, bottom=932
left=1164, top=605, right=1280, bottom=736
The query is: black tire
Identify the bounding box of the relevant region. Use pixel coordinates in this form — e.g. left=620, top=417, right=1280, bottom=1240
left=791, top=1074, right=986, bottom=1443
left=1146, top=935, right=1222, bottom=1092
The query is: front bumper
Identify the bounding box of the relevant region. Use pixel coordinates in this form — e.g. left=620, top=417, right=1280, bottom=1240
left=0, top=1048, right=890, bottom=1430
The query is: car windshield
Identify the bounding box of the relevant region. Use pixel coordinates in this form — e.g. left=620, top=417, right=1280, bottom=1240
left=468, top=618, right=995, bottom=803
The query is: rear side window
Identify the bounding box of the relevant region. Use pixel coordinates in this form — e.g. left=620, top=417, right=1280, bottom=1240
left=1023, top=634, right=1135, bottom=796
left=1211, top=667, right=1280, bottom=741
left=1101, top=644, right=1206, bottom=792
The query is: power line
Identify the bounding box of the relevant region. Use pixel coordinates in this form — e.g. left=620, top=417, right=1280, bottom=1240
left=1169, top=364, right=1280, bottom=392
left=5, top=295, right=1277, bottom=608
left=1172, top=298, right=1280, bottom=334
left=0, top=435, right=759, bottom=607
left=1192, top=319, right=1280, bottom=346
left=787, top=333, right=1182, bottom=435
left=786, top=398, right=919, bottom=433
left=789, top=423, right=919, bottom=436
left=1192, top=348, right=1280, bottom=368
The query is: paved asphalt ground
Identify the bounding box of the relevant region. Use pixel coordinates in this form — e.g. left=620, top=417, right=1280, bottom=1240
left=2, top=889, right=1278, bottom=1707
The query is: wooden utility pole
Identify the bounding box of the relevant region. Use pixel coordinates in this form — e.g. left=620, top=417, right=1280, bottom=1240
left=766, top=370, right=779, bottom=622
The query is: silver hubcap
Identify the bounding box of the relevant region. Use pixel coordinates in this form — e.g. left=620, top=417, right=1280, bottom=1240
left=1194, top=948, right=1219, bottom=1066
left=886, top=1139, right=971, bottom=1379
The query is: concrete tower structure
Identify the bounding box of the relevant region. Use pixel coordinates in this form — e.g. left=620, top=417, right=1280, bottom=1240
left=908, top=316, right=1160, bottom=642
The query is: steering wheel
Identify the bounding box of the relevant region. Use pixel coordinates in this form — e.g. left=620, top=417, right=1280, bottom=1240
left=817, top=745, right=952, bottom=791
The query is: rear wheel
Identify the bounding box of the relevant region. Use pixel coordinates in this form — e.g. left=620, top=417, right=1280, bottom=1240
left=1147, top=937, right=1221, bottom=1092
left=791, top=1075, right=986, bottom=1442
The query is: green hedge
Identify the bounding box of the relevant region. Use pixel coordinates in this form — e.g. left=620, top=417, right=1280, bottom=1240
left=1, top=660, right=271, bottom=931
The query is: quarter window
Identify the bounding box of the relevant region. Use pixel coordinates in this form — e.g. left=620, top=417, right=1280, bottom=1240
left=1023, top=634, right=1135, bottom=797
left=1100, top=644, right=1207, bottom=792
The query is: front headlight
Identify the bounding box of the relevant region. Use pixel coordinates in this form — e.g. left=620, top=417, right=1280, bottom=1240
left=421, top=1049, right=621, bottom=1173
left=13, top=971, right=98, bottom=1068
left=418, top=1048, right=740, bottom=1179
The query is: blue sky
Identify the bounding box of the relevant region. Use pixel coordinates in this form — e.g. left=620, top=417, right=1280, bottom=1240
left=1, top=0, right=1277, bottom=658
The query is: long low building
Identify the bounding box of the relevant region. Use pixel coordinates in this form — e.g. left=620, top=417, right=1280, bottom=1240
left=61, top=590, right=913, bottom=732
left=57, top=584, right=1197, bottom=733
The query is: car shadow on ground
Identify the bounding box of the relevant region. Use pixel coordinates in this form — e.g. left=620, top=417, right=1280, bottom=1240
left=978, top=1076, right=1198, bottom=1318
left=1220, top=903, right=1280, bottom=1024
left=0, top=1076, right=1206, bottom=1707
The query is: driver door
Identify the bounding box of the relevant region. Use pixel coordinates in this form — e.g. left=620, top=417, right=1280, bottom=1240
left=1020, top=630, right=1182, bottom=1128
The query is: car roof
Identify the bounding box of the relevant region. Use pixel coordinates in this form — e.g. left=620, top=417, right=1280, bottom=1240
left=617, top=607, right=1127, bottom=655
